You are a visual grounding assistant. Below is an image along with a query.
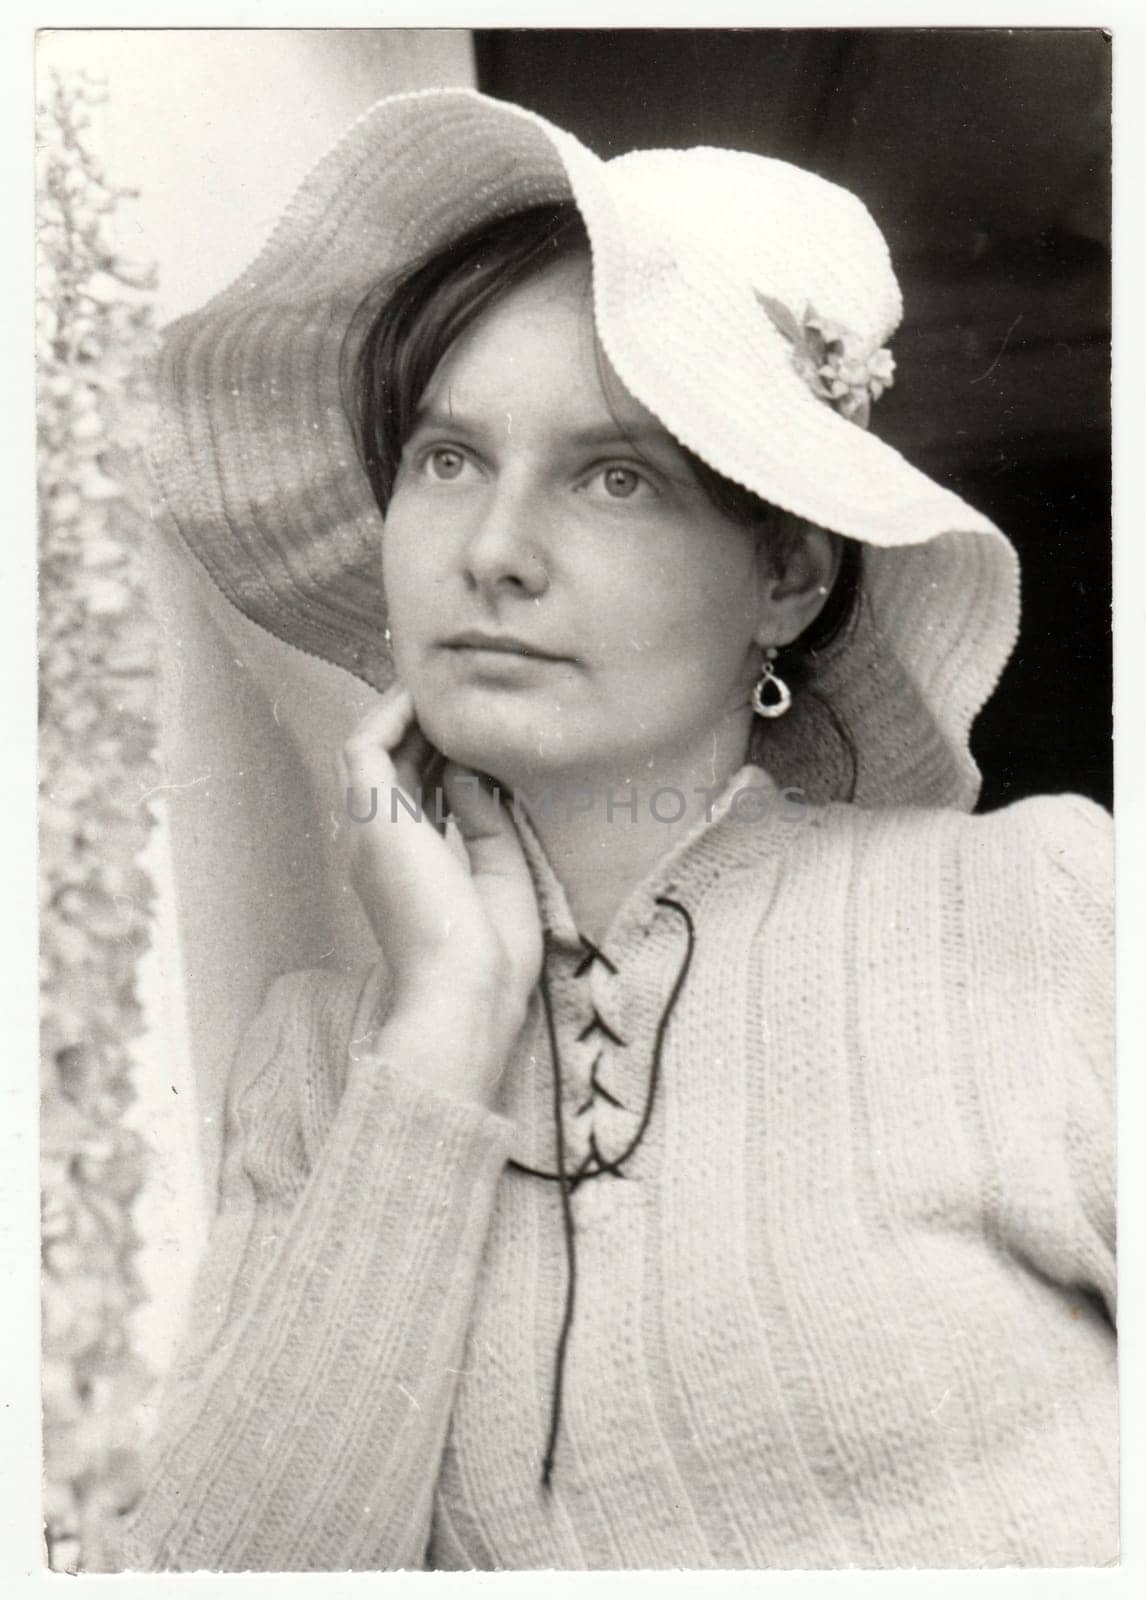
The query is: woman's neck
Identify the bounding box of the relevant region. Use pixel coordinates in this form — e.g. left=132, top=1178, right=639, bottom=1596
left=505, top=725, right=756, bottom=943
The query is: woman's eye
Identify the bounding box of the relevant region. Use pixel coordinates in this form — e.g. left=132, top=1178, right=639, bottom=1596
left=425, top=447, right=468, bottom=481
left=591, top=465, right=653, bottom=501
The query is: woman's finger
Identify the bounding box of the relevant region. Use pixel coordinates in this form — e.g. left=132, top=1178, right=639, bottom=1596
left=389, top=719, right=437, bottom=799
left=341, top=686, right=423, bottom=813
left=341, top=686, right=444, bottom=804
left=341, top=684, right=415, bottom=774
left=441, top=765, right=511, bottom=865
left=443, top=764, right=543, bottom=981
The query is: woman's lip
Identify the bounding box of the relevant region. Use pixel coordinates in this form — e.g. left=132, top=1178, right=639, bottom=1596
left=442, top=633, right=573, bottom=662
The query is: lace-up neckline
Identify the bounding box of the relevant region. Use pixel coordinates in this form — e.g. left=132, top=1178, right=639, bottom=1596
left=501, top=765, right=791, bottom=1487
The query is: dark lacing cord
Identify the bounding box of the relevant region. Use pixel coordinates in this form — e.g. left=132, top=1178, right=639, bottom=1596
left=507, top=894, right=696, bottom=1490
left=537, top=951, right=575, bottom=1491
left=573, top=937, right=618, bottom=978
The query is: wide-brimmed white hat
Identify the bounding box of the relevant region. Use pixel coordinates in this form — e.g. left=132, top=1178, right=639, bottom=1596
left=149, top=86, right=1019, bottom=810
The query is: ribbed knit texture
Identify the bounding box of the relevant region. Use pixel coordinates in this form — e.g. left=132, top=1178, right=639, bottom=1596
left=113, top=774, right=1116, bottom=1570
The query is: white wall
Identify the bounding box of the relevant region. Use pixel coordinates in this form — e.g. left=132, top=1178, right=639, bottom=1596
left=37, top=29, right=477, bottom=1380
left=39, top=29, right=476, bottom=322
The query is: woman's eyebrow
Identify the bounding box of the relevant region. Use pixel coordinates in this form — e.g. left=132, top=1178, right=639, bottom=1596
left=407, top=402, right=481, bottom=438
left=562, top=422, right=680, bottom=453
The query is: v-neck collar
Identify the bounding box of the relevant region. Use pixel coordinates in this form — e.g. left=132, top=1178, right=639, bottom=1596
left=510, top=762, right=810, bottom=956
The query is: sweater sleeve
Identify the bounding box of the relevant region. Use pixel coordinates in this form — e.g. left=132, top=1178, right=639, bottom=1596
left=1029, top=794, right=1115, bottom=1319
left=110, top=965, right=516, bottom=1572
left=968, top=792, right=1115, bottom=1322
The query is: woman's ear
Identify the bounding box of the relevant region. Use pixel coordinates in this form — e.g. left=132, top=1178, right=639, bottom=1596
left=753, top=522, right=842, bottom=649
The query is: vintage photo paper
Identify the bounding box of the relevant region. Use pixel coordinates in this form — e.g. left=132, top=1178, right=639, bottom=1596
left=25, top=11, right=1140, bottom=1594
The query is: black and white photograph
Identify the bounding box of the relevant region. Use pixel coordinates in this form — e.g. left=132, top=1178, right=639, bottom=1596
left=27, top=14, right=1132, bottom=1584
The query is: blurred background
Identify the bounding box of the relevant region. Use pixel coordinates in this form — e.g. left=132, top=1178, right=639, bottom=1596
left=37, top=27, right=1110, bottom=1569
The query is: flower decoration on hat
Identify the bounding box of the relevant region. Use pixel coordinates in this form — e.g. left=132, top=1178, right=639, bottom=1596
left=755, top=291, right=895, bottom=429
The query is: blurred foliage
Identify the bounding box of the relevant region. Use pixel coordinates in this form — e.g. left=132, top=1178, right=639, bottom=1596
left=37, top=69, right=160, bottom=1572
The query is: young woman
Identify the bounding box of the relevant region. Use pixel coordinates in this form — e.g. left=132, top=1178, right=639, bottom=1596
left=113, top=88, right=1115, bottom=1570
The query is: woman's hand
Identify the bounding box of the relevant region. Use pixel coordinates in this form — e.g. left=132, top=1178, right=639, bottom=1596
left=339, top=685, right=543, bottom=1103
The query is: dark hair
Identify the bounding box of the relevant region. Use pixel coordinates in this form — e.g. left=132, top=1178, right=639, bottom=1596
left=342, top=200, right=862, bottom=682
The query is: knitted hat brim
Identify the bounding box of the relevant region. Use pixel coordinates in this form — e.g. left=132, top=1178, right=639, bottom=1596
left=150, top=87, right=1020, bottom=810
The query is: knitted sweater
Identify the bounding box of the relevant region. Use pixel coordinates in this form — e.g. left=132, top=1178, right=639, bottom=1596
left=115, top=771, right=1116, bottom=1570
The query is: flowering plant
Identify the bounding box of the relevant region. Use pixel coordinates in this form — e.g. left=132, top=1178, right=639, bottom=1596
left=755, top=291, right=895, bottom=428
left=38, top=69, right=159, bottom=1572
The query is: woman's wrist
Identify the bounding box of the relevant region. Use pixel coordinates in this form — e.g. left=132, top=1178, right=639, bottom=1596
left=376, top=973, right=527, bottom=1108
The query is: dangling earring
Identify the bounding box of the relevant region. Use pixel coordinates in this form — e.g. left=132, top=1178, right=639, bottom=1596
left=752, top=646, right=792, bottom=719
left=383, top=624, right=393, bottom=649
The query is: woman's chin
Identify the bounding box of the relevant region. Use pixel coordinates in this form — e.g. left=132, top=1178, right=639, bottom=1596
left=414, top=691, right=585, bottom=789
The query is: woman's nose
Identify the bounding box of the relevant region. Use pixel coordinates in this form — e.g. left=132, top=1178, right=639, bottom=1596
left=462, top=483, right=550, bottom=600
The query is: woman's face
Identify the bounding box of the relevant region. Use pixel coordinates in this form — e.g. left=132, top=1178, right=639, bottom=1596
left=382, top=256, right=782, bottom=790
